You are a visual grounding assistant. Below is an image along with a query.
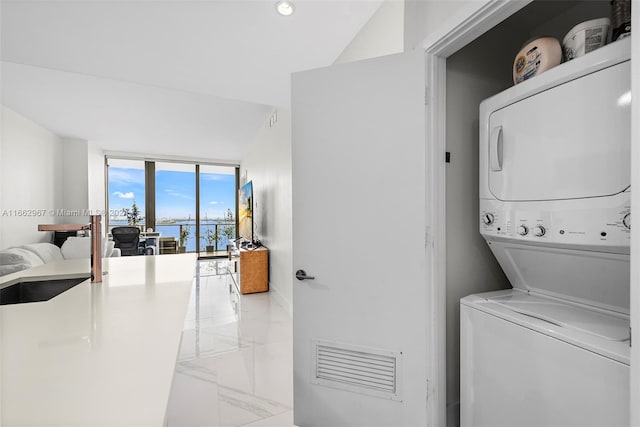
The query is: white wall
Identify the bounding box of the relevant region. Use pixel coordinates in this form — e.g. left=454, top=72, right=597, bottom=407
left=87, top=140, right=106, bottom=215
left=241, top=109, right=293, bottom=314
left=61, top=138, right=90, bottom=224
left=334, top=0, right=405, bottom=64
left=60, top=138, right=105, bottom=228
left=0, top=106, right=64, bottom=248
left=404, top=0, right=479, bottom=50
left=0, top=106, right=106, bottom=247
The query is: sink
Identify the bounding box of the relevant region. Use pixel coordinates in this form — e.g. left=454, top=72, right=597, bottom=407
left=0, top=276, right=90, bottom=305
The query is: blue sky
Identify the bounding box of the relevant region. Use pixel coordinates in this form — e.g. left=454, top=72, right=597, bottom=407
left=108, top=166, right=235, bottom=221
left=108, top=167, right=145, bottom=219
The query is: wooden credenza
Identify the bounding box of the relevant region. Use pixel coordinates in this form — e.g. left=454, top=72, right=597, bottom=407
left=238, top=247, right=269, bottom=294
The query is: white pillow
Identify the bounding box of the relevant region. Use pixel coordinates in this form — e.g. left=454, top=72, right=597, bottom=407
left=0, top=250, right=29, bottom=266
left=0, top=249, right=33, bottom=276
left=0, top=263, right=30, bottom=277
left=61, top=237, right=91, bottom=260
left=6, top=247, right=46, bottom=267
left=20, top=243, right=64, bottom=264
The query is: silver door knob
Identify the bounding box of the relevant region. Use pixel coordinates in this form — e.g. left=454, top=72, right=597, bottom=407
left=295, top=269, right=315, bottom=280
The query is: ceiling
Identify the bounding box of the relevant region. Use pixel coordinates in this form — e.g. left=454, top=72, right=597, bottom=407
left=0, top=0, right=383, bottom=162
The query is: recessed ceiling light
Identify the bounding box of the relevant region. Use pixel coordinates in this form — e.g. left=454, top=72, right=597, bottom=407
left=275, top=0, right=295, bottom=16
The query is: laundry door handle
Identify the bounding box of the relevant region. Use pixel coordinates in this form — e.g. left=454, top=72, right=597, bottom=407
left=490, top=126, right=503, bottom=172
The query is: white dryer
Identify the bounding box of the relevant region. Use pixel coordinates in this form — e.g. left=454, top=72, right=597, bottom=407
left=461, top=38, right=631, bottom=426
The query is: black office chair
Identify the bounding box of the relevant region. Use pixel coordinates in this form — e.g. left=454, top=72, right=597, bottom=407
left=111, top=226, right=141, bottom=256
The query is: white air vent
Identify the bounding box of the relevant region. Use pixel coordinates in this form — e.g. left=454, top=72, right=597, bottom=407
left=311, top=339, right=402, bottom=401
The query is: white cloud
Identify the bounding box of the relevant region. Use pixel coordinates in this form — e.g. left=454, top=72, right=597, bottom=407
left=108, top=169, right=144, bottom=185
left=209, top=201, right=220, bottom=205
left=113, top=191, right=135, bottom=199
left=166, top=189, right=194, bottom=200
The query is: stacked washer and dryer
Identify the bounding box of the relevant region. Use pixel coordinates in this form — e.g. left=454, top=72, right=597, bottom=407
left=461, top=38, right=631, bottom=426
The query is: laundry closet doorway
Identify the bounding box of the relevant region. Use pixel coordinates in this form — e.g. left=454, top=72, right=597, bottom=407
left=423, top=1, right=639, bottom=425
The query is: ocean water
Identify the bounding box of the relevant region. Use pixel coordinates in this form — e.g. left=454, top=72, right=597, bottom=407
left=109, top=220, right=235, bottom=252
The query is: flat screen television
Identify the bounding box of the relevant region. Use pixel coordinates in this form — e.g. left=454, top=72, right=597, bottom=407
left=238, top=181, right=253, bottom=243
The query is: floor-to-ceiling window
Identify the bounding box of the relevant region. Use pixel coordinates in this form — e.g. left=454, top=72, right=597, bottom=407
left=155, top=162, right=197, bottom=252
left=199, top=165, right=237, bottom=254
left=106, top=158, right=146, bottom=231
left=106, top=157, right=237, bottom=255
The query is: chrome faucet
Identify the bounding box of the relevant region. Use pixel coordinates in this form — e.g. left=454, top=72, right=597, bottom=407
left=38, top=214, right=103, bottom=283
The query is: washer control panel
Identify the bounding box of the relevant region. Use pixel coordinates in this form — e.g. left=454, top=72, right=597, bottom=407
left=480, top=197, right=631, bottom=248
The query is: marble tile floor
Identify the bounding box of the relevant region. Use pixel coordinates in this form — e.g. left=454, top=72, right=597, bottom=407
left=166, top=260, right=295, bottom=427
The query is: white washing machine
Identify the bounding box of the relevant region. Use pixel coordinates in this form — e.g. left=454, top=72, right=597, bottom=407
left=461, top=38, right=631, bottom=426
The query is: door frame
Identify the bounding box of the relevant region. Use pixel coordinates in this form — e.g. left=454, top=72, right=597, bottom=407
left=423, top=1, right=639, bottom=426
left=631, top=3, right=640, bottom=425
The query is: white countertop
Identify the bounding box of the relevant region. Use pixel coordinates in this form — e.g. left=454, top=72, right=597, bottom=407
left=1, top=254, right=197, bottom=426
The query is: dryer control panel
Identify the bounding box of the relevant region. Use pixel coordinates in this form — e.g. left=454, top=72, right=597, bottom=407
left=480, top=194, right=630, bottom=251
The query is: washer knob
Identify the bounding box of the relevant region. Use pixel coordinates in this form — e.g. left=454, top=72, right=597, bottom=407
left=518, top=225, right=529, bottom=236
left=482, top=213, right=495, bottom=225
left=533, top=225, right=546, bottom=237
left=623, top=213, right=631, bottom=229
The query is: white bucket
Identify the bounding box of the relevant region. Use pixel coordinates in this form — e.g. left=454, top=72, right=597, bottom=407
left=563, top=18, right=610, bottom=60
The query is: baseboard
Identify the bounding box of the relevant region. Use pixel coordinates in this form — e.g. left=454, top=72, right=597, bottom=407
left=268, top=282, right=292, bottom=317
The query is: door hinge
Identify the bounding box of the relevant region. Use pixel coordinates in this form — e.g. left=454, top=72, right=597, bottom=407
left=425, top=226, right=432, bottom=248
left=426, top=378, right=430, bottom=404
left=424, top=86, right=429, bottom=105
left=630, top=326, right=632, bottom=347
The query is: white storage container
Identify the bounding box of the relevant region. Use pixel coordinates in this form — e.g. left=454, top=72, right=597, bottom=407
left=512, top=37, right=562, bottom=84
left=563, top=18, right=610, bottom=60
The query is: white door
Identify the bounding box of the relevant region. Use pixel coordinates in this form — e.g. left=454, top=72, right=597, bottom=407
left=291, top=50, right=427, bottom=426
